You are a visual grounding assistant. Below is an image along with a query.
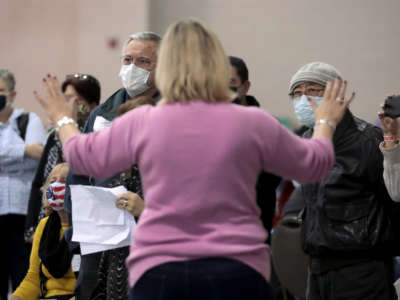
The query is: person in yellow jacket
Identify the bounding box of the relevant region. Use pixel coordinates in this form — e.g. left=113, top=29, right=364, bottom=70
left=10, top=163, right=76, bottom=300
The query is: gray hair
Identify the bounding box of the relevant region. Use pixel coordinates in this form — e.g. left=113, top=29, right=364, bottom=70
left=0, top=69, right=16, bottom=92
left=122, top=31, right=162, bottom=55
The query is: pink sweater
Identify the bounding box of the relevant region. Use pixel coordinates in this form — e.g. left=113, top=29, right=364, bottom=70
left=64, top=101, right=334, bottom=286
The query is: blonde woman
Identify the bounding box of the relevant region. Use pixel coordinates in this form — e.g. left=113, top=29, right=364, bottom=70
left=35, top=19, right=353, bottom=300
left=11, top=163, right=76, bottom=300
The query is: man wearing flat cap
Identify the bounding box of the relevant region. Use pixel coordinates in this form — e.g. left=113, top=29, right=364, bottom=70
left=288, top=62, right=397, bottom=300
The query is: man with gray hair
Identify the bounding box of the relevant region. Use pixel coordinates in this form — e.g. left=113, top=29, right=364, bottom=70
left=64, top=31, right=161, bottom=300
left=0, top=69, right=46, bottom=299
left=288, top=62, right=396, bottom=300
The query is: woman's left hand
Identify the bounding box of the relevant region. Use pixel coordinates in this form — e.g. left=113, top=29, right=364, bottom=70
left=34, top=75, right=75, bottom=124
left=378, top=101, right=399, bottom=137
left=116, top=192, right=145, bottom=217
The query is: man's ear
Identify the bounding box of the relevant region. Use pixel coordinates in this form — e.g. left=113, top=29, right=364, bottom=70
left=243, top=80, right=251, bottom=94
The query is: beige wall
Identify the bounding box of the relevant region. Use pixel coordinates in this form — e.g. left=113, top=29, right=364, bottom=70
left=1, top=0, right=399, bottom=125
left=0, top=0, right=147, bottom=125
left=149, top=0, right=400, bottom=125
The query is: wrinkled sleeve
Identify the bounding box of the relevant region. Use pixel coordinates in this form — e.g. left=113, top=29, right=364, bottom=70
left=63, top=107, right=146, bottom=179
left=254, top=110, right=334, bottom=183
left=380, top=142, right=400, bottom=202
left=0, top=112, right=46, bottom=171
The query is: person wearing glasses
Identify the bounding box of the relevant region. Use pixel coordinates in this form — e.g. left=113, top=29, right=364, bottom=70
left=34, top=19, right=353, bottom=300
left=288, top=62, right=396, bottom=300
left=62, top=32, right=161, bottom=300
left=0, top=69, right=47, bottom=300
left=24, top=74, right=101, bottom=248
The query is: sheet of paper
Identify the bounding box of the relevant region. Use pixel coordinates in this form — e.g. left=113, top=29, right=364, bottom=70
left=71, top=185, right=126, bottom=226
left=71, top=255, right=81, bottom=272
left=79, top=233, right=132, bottom=255
left=70, top=185, right=136, bottom=247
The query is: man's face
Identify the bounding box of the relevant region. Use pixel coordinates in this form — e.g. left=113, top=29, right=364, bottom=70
left=121, top=39, right=158, bottom=88
left=0, top=78, right=15, bottom=112
left=230, top=67, right=250, bottom=101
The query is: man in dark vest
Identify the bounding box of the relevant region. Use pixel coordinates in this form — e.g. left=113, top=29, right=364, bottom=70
left=64, top=32, right=161, bottom=300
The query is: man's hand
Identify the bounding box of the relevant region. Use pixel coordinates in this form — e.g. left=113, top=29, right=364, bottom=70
left=24, top=143, right=44, bottom=160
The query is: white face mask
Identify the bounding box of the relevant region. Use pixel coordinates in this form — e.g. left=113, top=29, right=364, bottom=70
left=118, top=64, right=151, bottom=97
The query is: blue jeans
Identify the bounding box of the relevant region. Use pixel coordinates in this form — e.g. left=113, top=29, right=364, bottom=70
left=129, top=257, right=272, bottom=300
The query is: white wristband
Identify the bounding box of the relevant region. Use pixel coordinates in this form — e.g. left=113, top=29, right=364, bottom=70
left=314, top=119, right=337, bottom=131
left=55, top=116, right=78, bottom=132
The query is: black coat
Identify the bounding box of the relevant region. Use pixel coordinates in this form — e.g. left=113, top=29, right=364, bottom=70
left=300, top=110, right=396, bottom=258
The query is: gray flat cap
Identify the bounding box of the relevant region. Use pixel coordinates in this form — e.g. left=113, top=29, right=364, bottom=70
left=289, top=62, right=341, bottom=95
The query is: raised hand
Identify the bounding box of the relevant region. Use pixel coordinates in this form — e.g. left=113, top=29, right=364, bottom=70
left=34, top=75, right=75, bottom=124
left=312, top=78, right=355, bottom=126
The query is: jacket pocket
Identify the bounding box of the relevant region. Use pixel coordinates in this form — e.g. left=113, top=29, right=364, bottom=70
left=323, top=200, right=379, bottom=251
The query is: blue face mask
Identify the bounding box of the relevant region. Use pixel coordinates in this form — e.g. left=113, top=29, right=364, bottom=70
left=293, top=95, right=323, bottom=127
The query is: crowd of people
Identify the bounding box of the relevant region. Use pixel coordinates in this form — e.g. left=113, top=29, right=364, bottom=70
left=1, top=18, right=400, bottom=300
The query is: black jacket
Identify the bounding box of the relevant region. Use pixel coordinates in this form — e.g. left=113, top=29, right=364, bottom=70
left=300, top=110, right=396, bottom=259
left=25, top=131, right=64, bottom=241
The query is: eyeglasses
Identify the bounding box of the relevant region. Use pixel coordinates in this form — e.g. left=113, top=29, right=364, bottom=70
left=66, top=73, right=100, bottom=85
left=289, top=87, right=325, bottom=99
left=120, top=56, right=154, bottom=68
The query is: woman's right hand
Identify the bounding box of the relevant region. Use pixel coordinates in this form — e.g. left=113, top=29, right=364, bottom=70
left=312, top=78, right=355, bottom=126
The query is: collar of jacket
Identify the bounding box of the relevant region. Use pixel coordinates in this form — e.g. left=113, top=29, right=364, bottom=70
left=303, top=109, right=355, bottom=142
left=98, top=89, right=161, bottom=121
left=332, top=109, right=355, bottom=144
left=232, top=95, right=260, bottom=107
left=97, top=88, right=129, bottom=121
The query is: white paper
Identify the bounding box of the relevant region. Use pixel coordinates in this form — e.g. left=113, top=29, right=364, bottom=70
left=93, top=116, right=112, bottom=131
left=79, top=234, right=132, bottom=255
left=394, top=278, right=400, bottom=299
left=70, top=185, right=136, bottom=254
left=71, top=185, right=126, bottom=226
left=71, top=255, right=81, bottom=272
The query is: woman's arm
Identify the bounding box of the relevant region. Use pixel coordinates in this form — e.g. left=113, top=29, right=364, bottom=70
left=378, top=100, right=400, bottom=201
left=34, top=75, right=138, bottom=179
left=380, top=143, right=400, bottom=202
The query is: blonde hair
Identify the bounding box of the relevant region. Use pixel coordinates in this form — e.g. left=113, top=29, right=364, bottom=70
left=156, top=19, right=234, bottom=103
left=41, top=163, right=69, bottom=214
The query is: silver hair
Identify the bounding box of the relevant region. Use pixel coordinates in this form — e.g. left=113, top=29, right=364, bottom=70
left=121, top=31, right=162, bottom=55
left=0, top=69, right=16, bottom=91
